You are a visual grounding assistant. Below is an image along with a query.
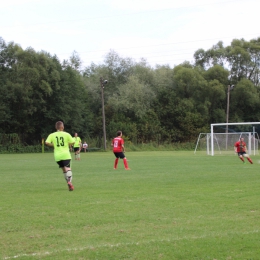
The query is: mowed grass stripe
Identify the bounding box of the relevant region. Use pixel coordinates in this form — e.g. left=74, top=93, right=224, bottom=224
left=1, top=151, right=260, bottom=259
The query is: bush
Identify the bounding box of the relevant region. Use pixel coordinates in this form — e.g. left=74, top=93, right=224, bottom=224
left=0, top=144, right=54, bottom=154
left=123, top=141, right=195, bottom=151
left=0, top=141, right=195, bottom=154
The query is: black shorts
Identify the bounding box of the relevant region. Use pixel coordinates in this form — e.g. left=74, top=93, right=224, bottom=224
left=114, top=152, right=125, bottom=159
left=74, top=147, right=80, bottom=152
left=56, top=159, right=71, bottom=168
left=237, top=152, right=246, bottom=156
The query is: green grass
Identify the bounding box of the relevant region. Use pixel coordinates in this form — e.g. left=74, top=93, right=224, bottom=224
left=1, top=151, right=260, bottom=260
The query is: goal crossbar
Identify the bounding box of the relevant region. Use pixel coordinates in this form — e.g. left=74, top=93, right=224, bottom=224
left=210, top=122, right=260, bottom=156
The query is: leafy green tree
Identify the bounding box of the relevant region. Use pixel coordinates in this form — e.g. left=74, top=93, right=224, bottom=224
left=226, top=38, right=260, bottom=86
left=203, top=65, right=229, bottom=85
left=69, top=50, right=82, bottom=71
left=194, top=41, right=226, bottom=68
left=229, top=78, right=260, bottom=122
left=103, top=50, right=134, bottom=92
left=42, top=60, right=90, bottom=138
left=202, top=65, right=229, bottom=123
left=0, top=39, right=90, bottom=144
left=194, top=38, right=260, bottom=87
left=2, top=36, right=260, bottom=147
left=108, top=75, right=155, bottom=119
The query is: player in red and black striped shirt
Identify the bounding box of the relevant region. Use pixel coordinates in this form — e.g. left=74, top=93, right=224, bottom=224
left=234, top=137, right=253, bottom=164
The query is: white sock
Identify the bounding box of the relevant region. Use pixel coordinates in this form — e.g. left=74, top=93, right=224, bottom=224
left=64, top=170, right=72, bottom=182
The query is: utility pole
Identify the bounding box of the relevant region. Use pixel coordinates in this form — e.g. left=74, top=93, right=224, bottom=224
left=226, top=85, right=231, bottom=134
left=100, top=77, right=108, bottom=150
left=225, top=84, right=234, bottom=149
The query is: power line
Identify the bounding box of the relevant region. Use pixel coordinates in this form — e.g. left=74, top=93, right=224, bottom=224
left=57, top=33, right=260, bottom=57
left=0, top=0, right=247, bottom=28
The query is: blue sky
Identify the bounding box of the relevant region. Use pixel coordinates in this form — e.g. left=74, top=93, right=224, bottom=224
left=1, top=0, right=259, bottom=68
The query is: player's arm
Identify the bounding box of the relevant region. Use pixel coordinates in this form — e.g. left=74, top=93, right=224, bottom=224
left=122, top=144, right=125, bottom=152
left=45, top=141, right=54, bottom=147
left=68, top=136, right=75, bottom=148
left=45, top=135, right=54, bottom=147
left=70, top=137, right=74, bottom=148
left=69, top=135, right=75, bottom=147
left=79, top=139, right=82, bottom=149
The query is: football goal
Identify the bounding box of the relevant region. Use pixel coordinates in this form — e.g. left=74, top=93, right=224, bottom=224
left=194, top=122, right=260, bottom=156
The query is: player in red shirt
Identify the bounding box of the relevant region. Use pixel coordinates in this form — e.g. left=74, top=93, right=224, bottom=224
left=234, top=137, right=253, bottom=164
left=111, top=131, right=130, bottom=170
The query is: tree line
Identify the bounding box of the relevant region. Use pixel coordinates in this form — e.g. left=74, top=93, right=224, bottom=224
left=1, top=36, right=260, bottom=147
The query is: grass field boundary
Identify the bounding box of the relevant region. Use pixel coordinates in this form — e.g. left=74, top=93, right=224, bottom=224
left=3, top=229, right=259, bottom=259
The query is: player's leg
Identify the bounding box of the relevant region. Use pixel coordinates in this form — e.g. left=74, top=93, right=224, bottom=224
left=244, top=153, right=253, bottom=164
left=62, top=160, right=74, bottom=191
left=74, top=148, right=77, bottom=160
left=74, top=148, right=80, bottom=160
left=238, top=153, right=244, bottom=163
left=64, top=169, right=74, bottom=191
left=77, top=148, right=81, bottom=160
left=114, top=153, right=119, bottom=169
left=120, top=152, right=130, bottom=170
left=64, top=168, right=72, bottom=182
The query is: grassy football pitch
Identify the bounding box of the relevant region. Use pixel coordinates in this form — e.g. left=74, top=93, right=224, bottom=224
left=1, top=151, right=260, bottom=260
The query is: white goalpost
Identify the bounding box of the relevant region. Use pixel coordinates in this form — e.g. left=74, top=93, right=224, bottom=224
left=210, top=122, right=260, bottom=156
left=194, top=122, right=260, bottom=156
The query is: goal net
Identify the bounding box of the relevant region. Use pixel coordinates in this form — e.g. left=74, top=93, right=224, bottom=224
left=194, top=122, right=260, bottom=155
left=194, top=132, right=259, bottom=155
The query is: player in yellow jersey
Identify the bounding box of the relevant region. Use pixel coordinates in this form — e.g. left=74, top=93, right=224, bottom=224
left=45, top=121, right=75, bottom=191
left=72, top=132, right=82, bottom=160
